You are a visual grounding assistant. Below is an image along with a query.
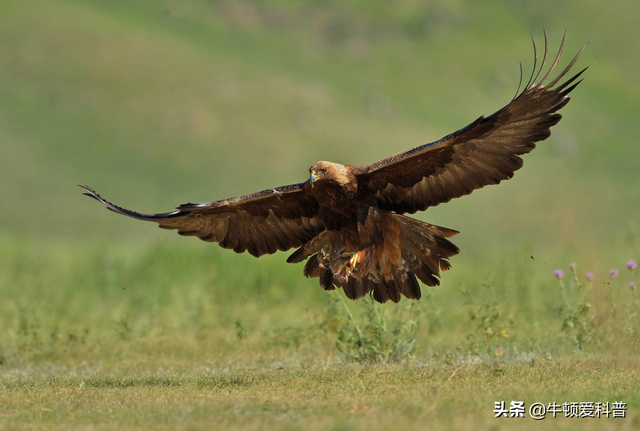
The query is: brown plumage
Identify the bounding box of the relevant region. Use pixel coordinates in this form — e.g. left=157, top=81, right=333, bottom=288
left=81, top=31, right=586, bottom=303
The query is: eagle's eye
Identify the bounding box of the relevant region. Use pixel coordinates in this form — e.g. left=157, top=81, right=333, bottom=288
left=321, top=167, right=328, bottom=173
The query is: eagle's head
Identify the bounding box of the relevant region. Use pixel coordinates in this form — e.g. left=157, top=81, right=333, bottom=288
left=309, top=161, right=352, bottom=186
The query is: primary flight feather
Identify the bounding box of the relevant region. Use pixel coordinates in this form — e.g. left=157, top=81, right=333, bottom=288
left=81, top=31, right=586, bottom=303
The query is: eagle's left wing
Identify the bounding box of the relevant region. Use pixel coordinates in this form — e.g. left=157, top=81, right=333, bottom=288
left=354, top=31, right=586, bottom=215
left=80, top=182, right=324, bottom=257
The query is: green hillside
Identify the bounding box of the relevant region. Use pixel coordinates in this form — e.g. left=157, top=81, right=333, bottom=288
left=1, top=0, right=639, bottom=249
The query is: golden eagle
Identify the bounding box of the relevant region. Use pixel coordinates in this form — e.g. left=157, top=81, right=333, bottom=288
left=81, top=32, right=585, bottom=303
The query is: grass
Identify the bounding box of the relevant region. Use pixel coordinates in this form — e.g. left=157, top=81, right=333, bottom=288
left=2, top=362, right=639, bottom=430
left=2, top=0, right=640, bottom=429
left=2, top=239, right=640, bottom=429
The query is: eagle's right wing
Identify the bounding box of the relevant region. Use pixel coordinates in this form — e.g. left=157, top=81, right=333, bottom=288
left=80, top=182, right=324, bottom=257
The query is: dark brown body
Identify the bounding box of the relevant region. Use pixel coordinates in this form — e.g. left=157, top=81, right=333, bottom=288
left=283, top=160, right=459, bottom=303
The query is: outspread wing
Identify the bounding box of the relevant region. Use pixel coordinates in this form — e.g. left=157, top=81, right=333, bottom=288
left=355, top=31, right=587, bottom=214
left=79, top=183, right=324, bottom=257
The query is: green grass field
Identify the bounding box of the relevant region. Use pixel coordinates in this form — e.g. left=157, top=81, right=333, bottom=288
left=2, top=0, right=640, bottom=429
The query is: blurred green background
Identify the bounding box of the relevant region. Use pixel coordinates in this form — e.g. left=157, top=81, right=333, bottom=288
left=1, top=0, right=640, bottom=365
left=2, top=0, right=638, bottom=249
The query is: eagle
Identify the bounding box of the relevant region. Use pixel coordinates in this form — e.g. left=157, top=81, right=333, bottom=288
left=81, top=32, right=585, bottom=304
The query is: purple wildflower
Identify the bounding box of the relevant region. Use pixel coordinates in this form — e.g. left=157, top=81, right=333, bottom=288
left=627, top=261, right=637, bottom=271
left=610, top=269, right=619, bottom=279
left=569, top=263, right=577, bottom=271
left=554, top=270, right=564, bottom=279
left=630, top=282, right=636, bottom=290
left=585, top=272, right=594, bottom=282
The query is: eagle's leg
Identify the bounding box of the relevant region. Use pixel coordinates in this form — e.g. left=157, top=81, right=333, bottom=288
left=318, top=249, right=365, bottom=282
left=335, top=250, right=366, bottom=282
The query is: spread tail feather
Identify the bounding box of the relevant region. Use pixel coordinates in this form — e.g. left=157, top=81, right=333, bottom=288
left=288, top=212, right=459, bottom=303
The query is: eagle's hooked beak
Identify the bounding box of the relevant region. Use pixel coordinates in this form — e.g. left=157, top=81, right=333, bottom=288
left=310, top=166, right=328, bottom=184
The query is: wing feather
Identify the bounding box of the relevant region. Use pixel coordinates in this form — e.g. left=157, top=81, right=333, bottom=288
left=354, top=33, right=586, bottom=214
left=79, top=183, right=324, bottom=257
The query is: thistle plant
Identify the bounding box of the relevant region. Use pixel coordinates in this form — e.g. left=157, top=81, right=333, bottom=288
left=627, top=261, right=637, bottom=295
left=617, top=260, right=640, bottom=341
left=554, top=269, right=569, bottom=310
left=554, top=263, right=592, bottom=350
left=552, top=258, right=640, bottom=350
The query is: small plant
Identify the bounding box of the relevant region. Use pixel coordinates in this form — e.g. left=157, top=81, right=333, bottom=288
left=553, top=263, right=593, bottom=350
left=552, top=259, right=640, bottom=351
left=116, top=316, right=132, bottom=340
left=628, top=261, right=638, bottom=291
left=620, top=261, right=640, bottom=342
left=461, top=277, right=514, bottom=359
left=235, top=320, right=247, bottom=341
left=326, top=293, right=418, bottom=363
